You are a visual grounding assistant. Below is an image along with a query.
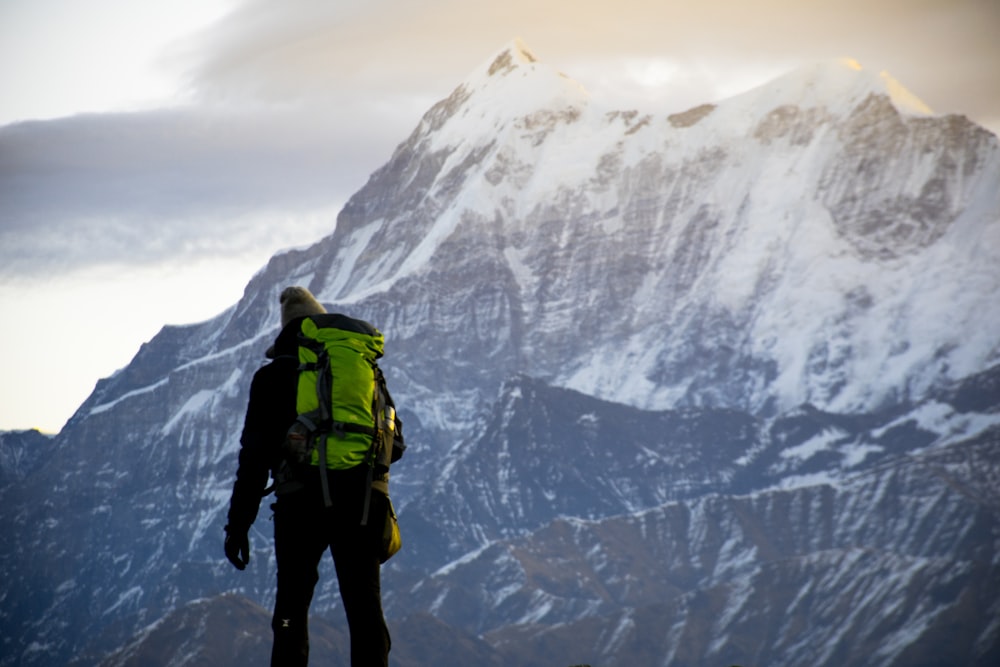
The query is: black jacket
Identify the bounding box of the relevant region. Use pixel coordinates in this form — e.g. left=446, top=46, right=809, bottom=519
left=226, top=319, right=302, bottom=534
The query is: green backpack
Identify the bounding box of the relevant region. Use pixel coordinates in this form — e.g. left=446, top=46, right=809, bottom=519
left=278, top=313, right=406, bottom=530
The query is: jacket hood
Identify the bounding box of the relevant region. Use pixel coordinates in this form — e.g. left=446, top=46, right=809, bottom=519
left=265, top=317, right=306, bottom=360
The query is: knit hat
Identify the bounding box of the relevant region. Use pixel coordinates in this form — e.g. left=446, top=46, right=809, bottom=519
left=265, top=286, right=326, bottom=358
left=278, top=285, right=326, bottom=328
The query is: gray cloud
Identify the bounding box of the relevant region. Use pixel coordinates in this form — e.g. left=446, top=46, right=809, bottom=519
left=0, top=101, right=415, bottom=278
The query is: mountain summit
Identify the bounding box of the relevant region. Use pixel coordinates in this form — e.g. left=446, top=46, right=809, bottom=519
left=723, top=57, right=934, bottom=122
left=391, top=39, right=591, bottom=161
left=3, top=42, right=998, bottom=667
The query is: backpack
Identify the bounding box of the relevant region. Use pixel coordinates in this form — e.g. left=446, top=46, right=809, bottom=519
left=276, top=313, right=406, bottom=534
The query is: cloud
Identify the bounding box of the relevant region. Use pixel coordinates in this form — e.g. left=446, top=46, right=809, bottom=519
left=0, top=102, right=414, bottom=279
left=178, top=0, right=1000, bottom=124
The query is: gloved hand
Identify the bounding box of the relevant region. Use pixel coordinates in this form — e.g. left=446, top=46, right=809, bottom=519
left=224, top=526, right=250, bottom=571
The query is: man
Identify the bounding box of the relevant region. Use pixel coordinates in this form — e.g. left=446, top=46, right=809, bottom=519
left=225, top=286, right=392, bottom=666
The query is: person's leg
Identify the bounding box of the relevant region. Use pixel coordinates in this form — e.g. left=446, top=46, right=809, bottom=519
left=272, top=497, right=327, bottom=667
left=330, top=490, right=391, bottom=667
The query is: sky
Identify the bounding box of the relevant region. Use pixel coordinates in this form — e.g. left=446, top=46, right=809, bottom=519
left=1, top=0, right=998, bottom=434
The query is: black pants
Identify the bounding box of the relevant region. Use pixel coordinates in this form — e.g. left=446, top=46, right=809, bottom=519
left=271, top=465, right=390, bottom=667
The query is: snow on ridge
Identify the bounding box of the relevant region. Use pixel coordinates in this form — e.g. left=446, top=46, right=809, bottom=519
left=430, top=542, right=494, bottom=578
left=877, top=68, right=934, bottom=116
left=159, top=389, right=217, bottom=436
left=712, top=57, right=934, bottom=133
left=872, top=400, right=1000, bottom=450
left=780, top=427, right=848, bottom=461
left=173, top=332, right=271, bottom=374
left=776, top=471, right=842, bottom=491
left=89, top=378, right=170, bottom=417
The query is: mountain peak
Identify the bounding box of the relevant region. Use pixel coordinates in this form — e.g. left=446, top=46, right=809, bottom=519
left=823, top=57, right=933, bottom=116
left=464, top=38, right=588, bottom=103
left=485, top=38, right=539, bottom=77
left=722, top=57, right=934, bottom=123
left=873, top=65, right=935, bottom=116
left=413, top=39, right=589, bottom=153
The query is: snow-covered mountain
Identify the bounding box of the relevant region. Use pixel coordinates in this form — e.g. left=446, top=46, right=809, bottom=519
left=3, top=40, right=999, bottom=666
left=323, top=43, right=999, bottom=423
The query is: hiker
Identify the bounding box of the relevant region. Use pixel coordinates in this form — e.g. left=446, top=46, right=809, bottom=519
left=224, top=285, right=403, bottom=667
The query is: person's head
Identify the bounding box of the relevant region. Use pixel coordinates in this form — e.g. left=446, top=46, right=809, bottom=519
left=278, top=286, right=326, bottom=328
left=266, top=286, right=327, bottom=358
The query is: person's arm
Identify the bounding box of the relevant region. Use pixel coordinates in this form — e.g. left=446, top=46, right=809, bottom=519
left=224, top=364, right=285, bottom=569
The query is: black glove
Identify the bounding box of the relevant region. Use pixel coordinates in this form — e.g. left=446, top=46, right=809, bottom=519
left=224, top=526, right=250, bottom=571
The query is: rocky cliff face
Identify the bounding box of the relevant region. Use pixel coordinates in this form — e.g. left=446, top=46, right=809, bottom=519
left=396, top=373, right=1000, bottom=667
left=2, top=41, right=998, bottom=666
left=0, top=429, right=53, bottom=486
